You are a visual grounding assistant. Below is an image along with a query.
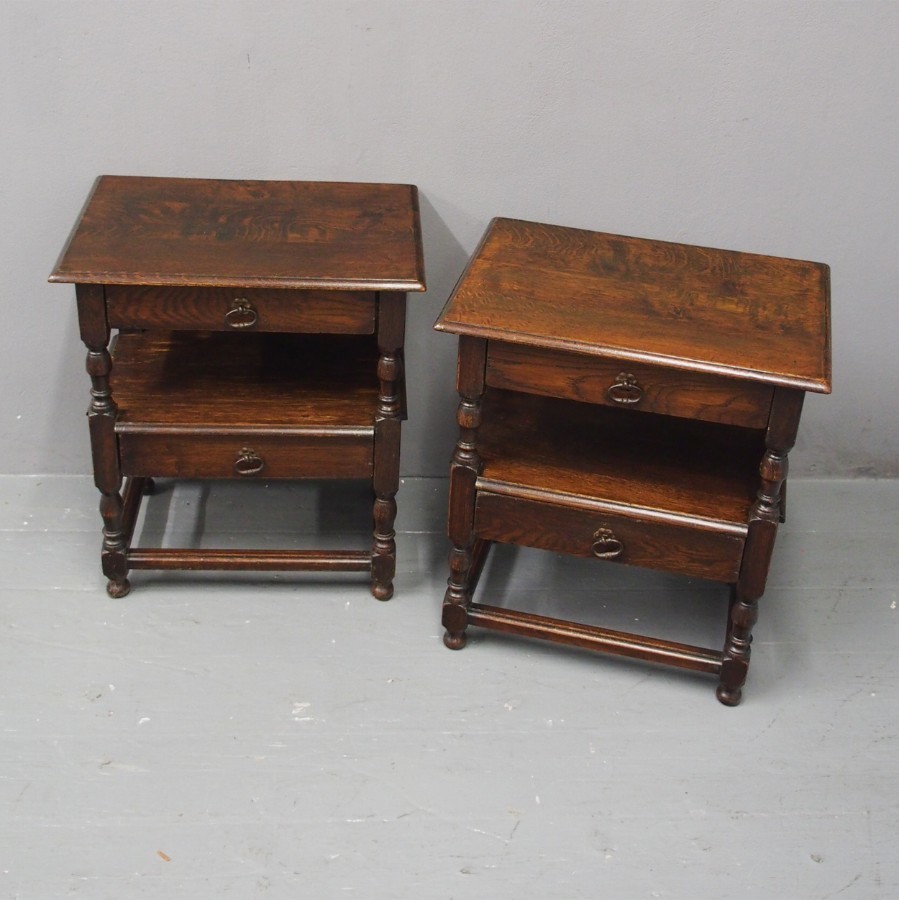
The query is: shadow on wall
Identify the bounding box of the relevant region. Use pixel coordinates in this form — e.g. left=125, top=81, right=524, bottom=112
left=48, top=303, right=96, bottom=475
left=402, top=192, right=480, bottom=480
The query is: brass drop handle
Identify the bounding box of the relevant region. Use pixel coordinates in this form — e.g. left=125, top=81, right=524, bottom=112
left=234, top=447, right=265, bottom=476
left=225, top=298, right=258, bottom=329
left=591, top=527, right=624, bottom=560
left=607, top=372, right=643, bottom=405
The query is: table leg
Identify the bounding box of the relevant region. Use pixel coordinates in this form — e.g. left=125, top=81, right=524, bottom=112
left=718, top=388, right=802, bottom=704
left=372, top=418, right=400, bottom=601
left=371, top=294, right=406, bottom=600
left=442, top=336, right=487, bottom=649
left=77, top=285, right=130, bottom=598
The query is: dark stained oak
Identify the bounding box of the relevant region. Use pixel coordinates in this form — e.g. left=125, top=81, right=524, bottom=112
left=111, top=331, right=380, bottom=431
left=436, top=217, right=831, bottom=393
left=486, top=341, right=774, bottom=428
left=436, top=218, right=831, bottom=704
left=52, top=176, right=425, bottom=598
left=51, top=176, right=426, bottom=292
left=465, top=604, right=723, bottom=675
left=127, top=549, right=372, bottom=572
left=106, top=285, right=377, bottom=334
left=475, top=493, right=746, bottom=583
left=476, top=389, right=762, bottom=528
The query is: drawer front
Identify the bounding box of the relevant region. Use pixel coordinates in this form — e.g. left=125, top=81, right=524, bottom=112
left=106, top=285, right=376, bottom=334
left=475, top=491, right=745, bottom=582
left=486, top=342, right=773, bottom=428
left=118, top=431, right=373, bottom=480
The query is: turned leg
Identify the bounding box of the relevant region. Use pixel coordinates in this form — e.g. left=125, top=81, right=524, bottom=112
left=718, top=454, right=784, bottom=705
left=718, top=583, right=759, bottom=706
left=87, top=348, right=129, bottom=598
left=442, top=336, right=487, bottom=649
left=371, top=506, right=397, bottom=599
left=99, top=485, right=130, bottom=598
left=370, top=417, right=400, bottom=601
left=718, top=388, right=803, bottom=705
left=442, top=424, right=484, bottom=649
left=443, top=544, right=473, bottom=649
left=77, top=285, right=130, bottom=598
left=370, top=294, right=405, bottom=600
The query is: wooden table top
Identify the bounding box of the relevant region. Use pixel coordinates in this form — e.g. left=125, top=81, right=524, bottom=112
left=50, top=176, right=427, bottom=292
left=436, top=218, right=831, bottom=392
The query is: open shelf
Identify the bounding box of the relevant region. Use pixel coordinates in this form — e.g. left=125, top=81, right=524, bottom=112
left=111, top=330, right=381, bottom=432
left=477, top=388, right=764, bottom=531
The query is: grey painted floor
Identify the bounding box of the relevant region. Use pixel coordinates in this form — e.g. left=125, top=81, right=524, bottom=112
left=1, top=476, right=897, bottom=899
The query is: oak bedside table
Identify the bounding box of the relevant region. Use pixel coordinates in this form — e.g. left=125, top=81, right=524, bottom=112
left=435, top=217, right=830, bottom=705
left=51, top=176, right=425, bottom=600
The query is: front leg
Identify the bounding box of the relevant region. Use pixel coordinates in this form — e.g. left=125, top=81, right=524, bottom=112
left=370, top=294, right=405, bottom=600
left=442, top=336, right=487, bottom=649
left=371, top=418, right=400, bottom=601
left=718, top=449, right=784, bottom=705
left=86, top=347, right=130, bottom=598
left=718, top=389, right=802, bottom=704
left=78, top=285, right=130, bottom=598
left=442, top=459, right=479, bottom=649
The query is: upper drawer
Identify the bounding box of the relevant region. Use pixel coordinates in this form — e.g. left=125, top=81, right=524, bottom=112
left=486, top=342, right=773, bottom=429
left=106, top=285, right=376, bottom=334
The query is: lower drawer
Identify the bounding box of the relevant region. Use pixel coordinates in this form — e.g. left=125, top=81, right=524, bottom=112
left=474, top=491, right=745, bottom=582
left=118, top=430, right=373, bottom=480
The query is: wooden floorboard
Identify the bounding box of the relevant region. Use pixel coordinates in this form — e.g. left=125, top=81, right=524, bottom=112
left=0, top=476, right=896, bottom=898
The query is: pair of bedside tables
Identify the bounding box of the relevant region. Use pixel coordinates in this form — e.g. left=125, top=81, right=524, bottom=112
left=52, top=176, right=831, bottom=704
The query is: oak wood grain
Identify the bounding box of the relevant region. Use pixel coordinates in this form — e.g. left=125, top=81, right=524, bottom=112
left=466, top=604, right=723, bottom=674
left=54, top=176, right=421, bottom=595
left=486, top=340, right=774, bottom=428
left=50, top=176, right=426, bottom=292
left=106, top=285, right=376, bottom=334
left=118, top=431, right=372, bottom=480
left=436, top=218, right=831, bottom=392
left=111, top=331, right=380, bottom=430
left=476, top=388, right=762, bottom=529
left=475, top=492, right=745, bottom=582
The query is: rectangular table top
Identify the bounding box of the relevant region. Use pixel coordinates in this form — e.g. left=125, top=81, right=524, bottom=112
left=436, top=218, right=831, bottom=392
left=50, top=176, right=426, bottom=293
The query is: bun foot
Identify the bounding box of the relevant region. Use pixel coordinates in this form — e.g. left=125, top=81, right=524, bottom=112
left=371, top=581, right=394, bottom=601
left=716, top=683, right=742, bottom=706
left=106, top=578, right=131, bottom=599
left=143, top=477, right=156, bottom=495
left=443, top=630, right=467, bottom=650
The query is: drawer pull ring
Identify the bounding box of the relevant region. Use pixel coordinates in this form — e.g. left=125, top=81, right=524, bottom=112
left=225, top=298, right=258, bottom=329
left=591, top=527, right=624, bottom=560
left=234, top=447, right=265, bottom=476
left=607, top=372, right=643, bottom=405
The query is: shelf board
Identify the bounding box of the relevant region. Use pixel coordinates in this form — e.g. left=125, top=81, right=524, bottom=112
left=111, top=331, right=381, bottom=433
left=476, top=389, right=763, bottom=531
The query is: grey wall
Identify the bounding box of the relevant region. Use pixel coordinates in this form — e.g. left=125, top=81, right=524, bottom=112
left=3, top=1, right=897, bottom=477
